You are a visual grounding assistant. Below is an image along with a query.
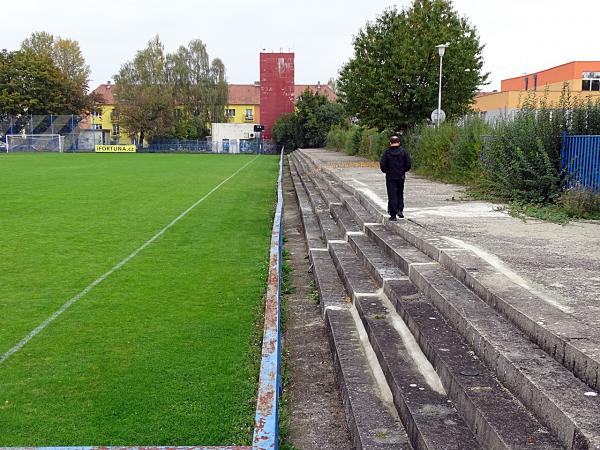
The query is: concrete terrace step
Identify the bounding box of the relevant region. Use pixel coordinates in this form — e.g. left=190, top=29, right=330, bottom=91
left=296, top=149, right=600, bottom=394
left=410, top=263, right=600, bottom=450
left=288, top=158, right=325, bottom=251
left=293, top=154, right=341, bottom=208
left=296, top=158, right=340, bottom=206
left=289, top=157, right=411, bottom=449
left=342, top=195, right=380, bottom=226
left=330, top=203, right=363, bottom=237
left=328, top=241, right=380, bottom=301
left=384, top=281, right=564, bottom=450
left=355, top=296, right=482, bottom=450
left=364, top=224, right=435, bottom=274
left=342, top=212, right=563, bottom=449
left=326, top=235, right=483, bottom=448
left=326, top=307, right=413, bottom=450
left=309, top=248, right=348, bottom=318
left=347, top=233, right=406, bottom=286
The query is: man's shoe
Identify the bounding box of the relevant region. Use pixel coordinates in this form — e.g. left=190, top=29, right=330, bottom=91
left=389, top=216, right=397, bottom=221
left=398, top=212, right=404, bottom=218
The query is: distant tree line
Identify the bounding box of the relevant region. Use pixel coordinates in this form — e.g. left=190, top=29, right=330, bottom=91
left=0, top=31, right=100, bottom=121
left=114, top=36, right=228, bottom=144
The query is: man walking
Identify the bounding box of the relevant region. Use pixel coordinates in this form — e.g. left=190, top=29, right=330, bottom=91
left=379, top=135, right=411, bottom=221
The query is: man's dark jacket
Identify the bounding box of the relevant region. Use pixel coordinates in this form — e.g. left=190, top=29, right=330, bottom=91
left=380, top=146, right=411, bottom=179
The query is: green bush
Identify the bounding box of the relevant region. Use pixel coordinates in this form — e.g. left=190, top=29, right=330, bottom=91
left=369, top=131, right=390, bottom=160
left=272, top=113, right=298, bottom=150
left=325, top=125, right=348, bottom=151
left=406, top=121, right=458, bottom=179
left=344, top=126, right=363, bottom=156
left=448, top=116, right=488, bottom=181
left=558, top=186, right=600, bottom=218
left=480, top=99, right=563, bottom=204
left=359, top=128, right=377, bottom=157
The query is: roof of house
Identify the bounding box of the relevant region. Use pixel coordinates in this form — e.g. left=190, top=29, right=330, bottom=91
left=93, top=83, right=338, bottom=105
left=228, top=84, right=260, bottom=105
left=294, top=84, right=337, bottom=101
left=93, top=84, right=116, bottom=104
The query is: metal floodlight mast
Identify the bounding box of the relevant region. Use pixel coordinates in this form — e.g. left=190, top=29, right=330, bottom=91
left=435, top=43, right=449, bottom=128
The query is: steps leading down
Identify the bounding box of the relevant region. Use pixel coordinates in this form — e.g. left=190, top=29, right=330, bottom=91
left=289, top=150, right=600, bottom=450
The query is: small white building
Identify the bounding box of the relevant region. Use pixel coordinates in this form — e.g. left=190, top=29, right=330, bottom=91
left=211, top=123, right=257, bottom=153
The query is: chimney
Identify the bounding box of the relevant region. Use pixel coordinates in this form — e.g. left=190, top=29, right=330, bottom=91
left=107, top=80, right=112, bottom=88
left=317, top=81, right=321, bottom=89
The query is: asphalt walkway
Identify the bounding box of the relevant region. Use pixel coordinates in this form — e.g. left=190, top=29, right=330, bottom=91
left=302, top=148, right=600, bottom=329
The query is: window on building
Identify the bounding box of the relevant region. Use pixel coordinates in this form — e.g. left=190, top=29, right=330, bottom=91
left=245, top=108, right=253, bottom=119
left=112, top=124, right=120, bottom=136
left=225, top=108, right=236, bottom=117
left=92, top=124, right=102, bottom=130
left=582, top=72, right=600, bottom=91
left=91, top=111, right=102, bottom=118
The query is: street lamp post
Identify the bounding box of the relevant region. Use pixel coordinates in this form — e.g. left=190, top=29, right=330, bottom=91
left=435, top=44, right=449, bottom=128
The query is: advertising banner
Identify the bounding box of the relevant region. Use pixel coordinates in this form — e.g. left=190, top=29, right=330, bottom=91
left=95, top=145, right=137, bottom=153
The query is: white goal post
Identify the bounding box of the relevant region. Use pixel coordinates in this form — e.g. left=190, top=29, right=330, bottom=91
left=5, top=134, right=64, bottom=152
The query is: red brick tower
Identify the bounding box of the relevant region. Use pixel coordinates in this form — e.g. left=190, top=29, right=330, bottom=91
left=260, top=53, right=295, bottom=139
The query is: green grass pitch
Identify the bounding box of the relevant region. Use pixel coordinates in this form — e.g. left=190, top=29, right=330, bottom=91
left=0, top=153, right=280, bottom=446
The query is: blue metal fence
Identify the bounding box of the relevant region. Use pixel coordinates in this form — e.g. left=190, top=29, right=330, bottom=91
left=561, top=132, right=600, bottom=192
left=144, top=139, right=282, bottom=154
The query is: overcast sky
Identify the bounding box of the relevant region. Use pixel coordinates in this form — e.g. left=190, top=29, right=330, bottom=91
left=2, top=0, right=599, bottom=92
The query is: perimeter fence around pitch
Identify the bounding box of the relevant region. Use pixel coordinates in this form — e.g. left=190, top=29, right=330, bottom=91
left=0, top=114, right=281, bottom=154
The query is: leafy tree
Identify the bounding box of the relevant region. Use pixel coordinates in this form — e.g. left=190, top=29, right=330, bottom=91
left=166, top=39, right=228, bottom=138
left=271, top=113, right=298, bottom=150
left=20, top=32, right=96, bottom=113
left=52, top=38, right=91, bottom=88
left=327, top=77, right=338, bottom=94
left=21, top=31, right=55, bottom=56
left=296, top=90, right=345, bottom=148
left=338, top=0, right=488, bottom=131
left=271, top=90, right=346, bottom=149
left=114, top=36, right=175, bottom=145
left=0, top=49, right=87, bottom=119
left=115, top=36, right=228, bottom=143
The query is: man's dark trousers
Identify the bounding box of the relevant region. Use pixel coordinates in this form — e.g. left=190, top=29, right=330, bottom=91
left=386, top=176, right=405, bottom=217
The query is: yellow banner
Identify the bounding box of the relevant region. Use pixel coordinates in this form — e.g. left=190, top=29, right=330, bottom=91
left=95, top=145, right=137, bottom=153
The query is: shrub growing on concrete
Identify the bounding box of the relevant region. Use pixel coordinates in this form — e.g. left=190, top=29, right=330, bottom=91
left=325, top=125, right=348, bottom=151
left=344, top=126, right=363, bottom=156
left=558, top=186, right=600, bottom=218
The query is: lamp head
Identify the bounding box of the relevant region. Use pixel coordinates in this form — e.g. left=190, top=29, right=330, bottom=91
left=436, top=43, right=449, bottom=57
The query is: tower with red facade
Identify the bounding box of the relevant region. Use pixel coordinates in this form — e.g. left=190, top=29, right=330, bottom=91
left=260, top=53, right=295, bottom=139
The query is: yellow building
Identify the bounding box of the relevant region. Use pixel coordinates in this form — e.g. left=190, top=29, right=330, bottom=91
left=226, top=84, right=260, bottom=124
left=87, top=83, right=131, bottom=144
left=474, top=61, right=600, bottom=121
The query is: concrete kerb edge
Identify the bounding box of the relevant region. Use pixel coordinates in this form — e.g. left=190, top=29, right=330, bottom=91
left=297, top=149, right=600, bottom=391
left=251, top=149, right=285, bottom=449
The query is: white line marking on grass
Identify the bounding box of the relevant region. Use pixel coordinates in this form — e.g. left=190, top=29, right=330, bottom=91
left=0, top=155, right=260, bottom=366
